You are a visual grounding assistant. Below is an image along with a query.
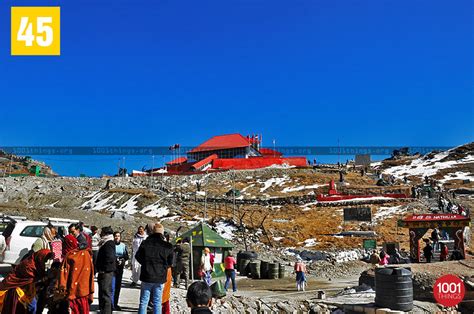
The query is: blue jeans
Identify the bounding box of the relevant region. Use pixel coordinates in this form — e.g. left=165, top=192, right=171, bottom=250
left=224, top=269, right=237, bottom=292
left=139, top=282, right=163, bottom=314
left=203, top=270, right=212, bottom=286
left=111, top=275, right=115, bottom=308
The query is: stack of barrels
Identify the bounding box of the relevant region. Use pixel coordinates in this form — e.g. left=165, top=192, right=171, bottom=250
left=237, top=251, right=258, bottom=276
left=236, top=252, right=287, bottom=280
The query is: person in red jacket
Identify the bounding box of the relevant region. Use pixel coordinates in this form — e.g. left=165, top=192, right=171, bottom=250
left=224, top=252, right=237, bottom=292
left=440, top=242, right=449, bottom=261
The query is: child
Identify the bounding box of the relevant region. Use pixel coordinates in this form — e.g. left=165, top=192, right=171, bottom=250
left=294, top=257, right=307, bottom=291
left=186, top=281, right=213, bottom=313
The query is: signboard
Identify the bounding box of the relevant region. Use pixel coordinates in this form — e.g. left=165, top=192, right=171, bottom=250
left=363, top=239, right=376, bottom=249
left=355, top=154, right=371, bottom=166
left=403, top=214, right=469, bottom=222
left=343, top=207, right=372, bottom=222
left=401, top=214, right=471, bottom=228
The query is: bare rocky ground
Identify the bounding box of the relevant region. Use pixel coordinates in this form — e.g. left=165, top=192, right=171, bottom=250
left=1, top=144, right=473, bottom=312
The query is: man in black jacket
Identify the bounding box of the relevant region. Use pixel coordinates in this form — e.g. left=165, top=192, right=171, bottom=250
left=96, top=226, right=116, bottom=314
left=136, top=223, right=173, bottom=314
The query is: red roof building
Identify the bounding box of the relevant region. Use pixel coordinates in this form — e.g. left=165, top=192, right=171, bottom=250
left=166, top=157, right=188, bottom=165
left=187, top=133, right=261, bottom=161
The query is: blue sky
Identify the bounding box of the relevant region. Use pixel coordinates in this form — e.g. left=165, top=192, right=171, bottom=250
left=0, top=0, right=472, bottom=176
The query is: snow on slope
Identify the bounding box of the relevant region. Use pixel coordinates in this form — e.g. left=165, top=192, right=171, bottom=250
left=258, top=176, right=289, bottom=192
left=373, top=205, right=406, bottom=222
left=282, top=184, right=325, bottom=193
left=140, top=202, right=170, bottom=218
left=382, top=144, right=474, bottom=180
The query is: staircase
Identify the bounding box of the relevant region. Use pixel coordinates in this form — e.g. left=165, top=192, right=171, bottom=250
left=420, top=240, right=455, bottom=262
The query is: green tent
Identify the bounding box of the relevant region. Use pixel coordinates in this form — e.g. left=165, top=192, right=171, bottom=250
left=177, top=222, right=234, bottom=278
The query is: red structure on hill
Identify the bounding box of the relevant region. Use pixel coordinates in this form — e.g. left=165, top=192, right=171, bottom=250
left=159, top=133, right=307, bottom=174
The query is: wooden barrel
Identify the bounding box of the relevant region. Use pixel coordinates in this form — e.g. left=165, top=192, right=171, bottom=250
left=260, top=261, right=269, bottom=279
left=278, top=263, right=286, bottom=279
left=249, top=261, right=261, bottom=279
left=268, top=262, right=279, bottom=279
left=240, top=259, right=250, bottom=276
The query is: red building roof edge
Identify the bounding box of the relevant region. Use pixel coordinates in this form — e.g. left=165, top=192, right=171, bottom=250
left=166, top=157, right=188, bottom=165
left=188, top=133, right=251, bottom=153
left=192, top=154, right=218, bottom=170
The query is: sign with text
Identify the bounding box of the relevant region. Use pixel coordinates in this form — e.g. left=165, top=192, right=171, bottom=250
left=343, top=207, right=372, bottom=222
left=11, top=7, right=60, bottom=56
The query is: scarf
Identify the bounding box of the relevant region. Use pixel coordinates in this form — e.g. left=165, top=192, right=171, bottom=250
left=63, top=235, right=79, bottom=256
left=0, top=249, right=53, bottom=290
left=98, top=234, right=114, bottom=247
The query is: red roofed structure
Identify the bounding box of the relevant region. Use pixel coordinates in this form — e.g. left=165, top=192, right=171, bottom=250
left=166, top=157, right=188, bottom=165
left=160, top=133, right=307, bottom=174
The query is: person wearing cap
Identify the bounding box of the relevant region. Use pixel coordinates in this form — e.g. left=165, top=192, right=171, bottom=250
left=96, top=226, right=116, bottom=314
left=136, top=223, right=174, bottom=314
left=200, top=248, right=214, bottom=286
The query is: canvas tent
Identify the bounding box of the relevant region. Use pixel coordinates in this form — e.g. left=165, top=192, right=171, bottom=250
left=176, top=222, right=234, bottom=278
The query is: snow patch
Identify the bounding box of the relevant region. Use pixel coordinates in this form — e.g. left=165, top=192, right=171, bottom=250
left=373, top=205, right=406, bottom=222
left=304, top=238, right=318, bottom=247
left=383, top=149, right=474, bottom=179
left=439, top=171, right=474, bottom=183
left=140, top=202, right=170, bottom=218
left=214, top=221, right=237, bottom=240
left=258, top=176, right=289, bottom=192
left=282, top=184, right=325, bottom=193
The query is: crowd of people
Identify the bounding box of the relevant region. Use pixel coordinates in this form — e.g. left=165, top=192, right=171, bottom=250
left=0, top=221, right=240, bottom=314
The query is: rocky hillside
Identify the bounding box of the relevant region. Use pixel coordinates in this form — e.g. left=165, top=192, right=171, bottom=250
left=376, top=142, right=474, bottom=188
left=0, top=150, right=56, bottom=177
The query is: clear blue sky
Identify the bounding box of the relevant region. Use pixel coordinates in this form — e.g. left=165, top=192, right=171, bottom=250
left=0, top=0, right=472, bottom=176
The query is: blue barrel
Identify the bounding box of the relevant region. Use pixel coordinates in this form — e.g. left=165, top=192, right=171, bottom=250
left=375, top=267, right=413, bottom=311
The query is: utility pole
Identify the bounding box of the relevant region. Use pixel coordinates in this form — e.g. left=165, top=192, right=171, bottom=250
left=150, top=155, right=155, bottom=189
left=122, top=157, right=126, bottom=177
left=204, top=170, right=208, bottom=221
left=232, top=169, right=236, bottom=221
left=338, top=138, right=341, bottom=166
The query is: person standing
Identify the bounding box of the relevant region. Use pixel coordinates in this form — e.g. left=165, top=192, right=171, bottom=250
left=96, top=227, right=116, bottom=314
left=294, top=258, right=307, bottom=291
left=180, top=238, right=191, bottom=289
left=55, top=234, right=94, bottom=314
left=423, top=241, right=433, bottom=263
left=78, top=222, right=92, bottom=250
left=431, top=228, right=440, bottom=252
left=136, top=223, right=173, bottom=314
left=90, top=226, right=101, bottom=274
left=389, top=249, right=402, bottom=264
left=172, top=240, right=184, bottom=288
left=440, top=243, right=449, bottom=261
left=32, top=226, right=54, bottom=252
left=161, top=232, right=173, bottom=314
left=200, top=248, right=214, bottom=286
left=379, top=250, right=390, bottom=266
left=224, top=252, right=237, bottom=292
left=369, top=250, right=380, bottom=266
left=112, top=232, right=129, bottom=311
left=0, top=249, right=54, bottom=314
left=131, top=226, right=147, bottom=287
left=69, top=223, right=88, bottom=250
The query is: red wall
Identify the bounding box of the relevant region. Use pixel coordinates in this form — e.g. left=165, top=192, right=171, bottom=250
left=212, top=157, right=307, bottom=170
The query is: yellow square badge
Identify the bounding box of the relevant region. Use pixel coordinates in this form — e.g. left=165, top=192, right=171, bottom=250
left=11, top=7, right=60, bottom=56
